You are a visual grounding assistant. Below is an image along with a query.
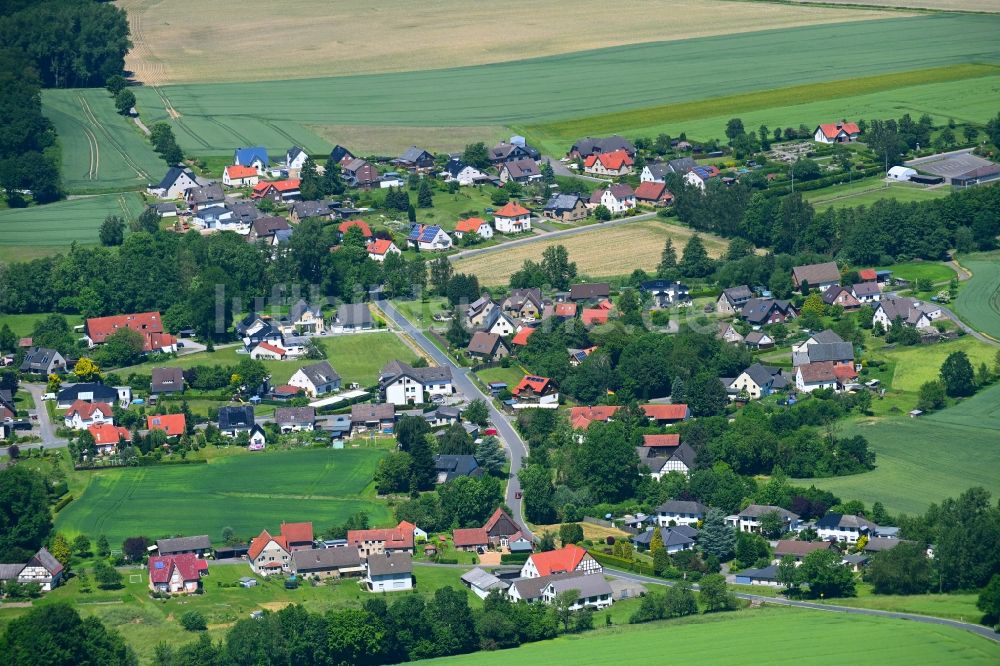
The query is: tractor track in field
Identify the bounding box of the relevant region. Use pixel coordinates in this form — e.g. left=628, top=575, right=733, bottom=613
left=91, top=469, right=146, bottom=538
left=77, top=94, right=151, bottom=181
left=263, top=119, right=303, bottom=147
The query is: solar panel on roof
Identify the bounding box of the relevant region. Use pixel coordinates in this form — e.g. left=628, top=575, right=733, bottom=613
left=154, top=561, right=165, bottom=569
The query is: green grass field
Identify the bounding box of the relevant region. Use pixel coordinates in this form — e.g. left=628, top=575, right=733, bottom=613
left=0, top=193, right=145, bottom=262
left=55, top=448, right=391, bottom=544
left=131, top=15, right=1000, bottom=155
left=883, top=336, right=996, bottom=392
left=878, top=260, right=957, bottom=284
left=797, top=382, right=1000, bottom=515
left=115, top=333, right=417, bottom=386
left=954, top=258, right=1000, bottom=340
left=804, top=176, right=950, bottom=211
left=813, top=585, right=981, bottom=622
left=41, top=89, right=166, bottom=194
left=426, top=606, right=1000, bottom=665
left=1, top=313, right=84, bottom=338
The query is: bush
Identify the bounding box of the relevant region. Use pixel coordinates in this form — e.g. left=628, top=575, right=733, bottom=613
left=179, top=610, right=207, bottom=631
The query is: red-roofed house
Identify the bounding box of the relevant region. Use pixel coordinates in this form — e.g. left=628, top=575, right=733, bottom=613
left=494, top=202, right=531, bottom=234
left=85, top=312, right=177, bottom=353
left=570, top=405, right=620, bottom=430
left=642, top=434, right=680, bottom=448
left=223, top=165, right=260, bottom=188
left=511, top=327, right=535, bottom=347
left=252, top=179, right=301, bottom=202
left=813, top=121, right=861, bottom=144
left=634, top=181, right=673, bottom=206
left=281, top=522, right=315, bottom=551
left=348, top=521, right=415, bottom=558
left=147, top=413, right=186, bottom=438
left=581, top=308, right=611, bottom=326
left=454, top=217, right=494, bottom=241
left=339, top=219, right=373, bottom=239
left=64, top=400, right=113, bottom=430
left=641, top=404, right=691, bottom=425
left=858, top=268, right=877, bottom=282
left=512, top=375, right=559, bottom=407
left=453, top=528, right=489, bottom=551
left=148, top=553, right=208, bottom=594
left=88, top=424, right=131, bottom=455
left=248, top=530, right=291, bottom=575
left=367, top=239, right=402, bottom=262
left=520, top=544, right=602, bottom=578
left=250, top=341, right=287, bottom=360
left=584, top=149, right=634, bottom=176
left=554, top=302, right=577, bottom=318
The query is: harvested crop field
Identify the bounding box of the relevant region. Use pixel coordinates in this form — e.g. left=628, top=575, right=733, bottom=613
left=118, top=0, right=898, bottom=84
left=451, top=220, right=727, bottom=286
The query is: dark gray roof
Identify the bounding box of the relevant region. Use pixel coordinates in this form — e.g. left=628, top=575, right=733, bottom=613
left=722, top=285, right=753, bottom=304
left=644, top=162, right=668, bottom=179
left=864, top=537, right=909, bottom=552
left=337, top=303, right=372, bottom=327
left=811, top=330, right=845, bottom=344
left=157, top=535, right=211, bottom=554
left=27, top=547, right=63, bottom=577
left=219, top=405, right=254, bottom=431
left=633, top=527, right=694, bottom=548
left=287, top=299, right=321, bottom=325
left=367, top=551, right=412, bottom=576
left=656, top=500, right=708, bottom=515
left=19, top=347, right=62, bottom=373
left=57, top=383, right=117, bottom=404
left=739, top=505, right=799, bottom=521
left=503, top=158, right=540, bottom=179
left=291, top=200, right=331, bottom=219
left=293, top=547, right=362, bottom=572
left=151, top=367, right=184, bottom=393
left=815, top=513, right=876, bottom=531
left=807, top=342, right=854, bottom=363
left=737, top=564, right=780, bottom=580
left=435, top=454, right=482, bottom=482
left=569, top=283, right=611, bottom=301
left=380, top=360, right=451, bottom=386
left=509, top=571, right=584, bottom=600
left=155, top=166, right=197, bottom=191
left=188, top=183, right=225, bottom=204
left=543, top=193, right=583, bottom=212
left=0, top=563, right=24, bottom=580
left=668, top=157, right=697, bottom=173
left=741, top=363, right=783, bottom=388
left=461, top=567, right=511, bottom=592
left=351, top=402, right=395, bottom=423
left=298, top=361, right=341, bottom=387
left=397, top=146, right=433, bottom=164
left=571, top=135, right=636, bottom=157
left=638, top=441, right=696, bottom=473
left=547, top=574, right=613, bottom=599
left=741, top=298, right=794, bottom=325
left=275, top=406, right=315, bottom=425
left=251, top=216, right=290, bottom=238
left=287, top=146, right=306, bottom=162
left=329, top=145, right=354, bottom=164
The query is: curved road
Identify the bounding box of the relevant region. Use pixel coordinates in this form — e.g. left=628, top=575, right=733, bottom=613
left=375, top=297, right=533, bottom=537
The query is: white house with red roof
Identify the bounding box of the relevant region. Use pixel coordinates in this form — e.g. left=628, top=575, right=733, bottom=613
left=367, top=239, right=401, bottom=262
left=493, top=201, right=531, bottom=234
left=248, top=530, right=292, bottom=575
left=583, top=149, right=634, bottom=176
left=223, top=165, right=260, bottom=188
left=281, top=522, right=315, bottom=551
left=252, top=179, right=301, bottom=202
left=64, top=400, right=114, bottom=430
left=88, top=424, right=131, bottom=455
left=148, top=553, right=208, bottom=594
left=250, top=341, right=287, bottom=361
left=84, top=312, right=177, bottom=353
left=453, top=217, right=494, bottom=241
left=590, top=184, right=636, bottom=214
left=511, top=375, right=559, bottom=408
left=348, top=521, right=416, bottom=558
left=814, top=121, right=861, bottom=144
left=520, top=544, right=602, bottom=579
left=147, top=413, right=186, bottom=438
left=641, top=404, right=690, bottom=425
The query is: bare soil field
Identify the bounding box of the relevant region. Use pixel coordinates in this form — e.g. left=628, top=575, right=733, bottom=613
left=451, top=220, right=728, bottom=286
left=117, top=0, right=900, bottom=84
left=785, top=0, right=998, bottom=12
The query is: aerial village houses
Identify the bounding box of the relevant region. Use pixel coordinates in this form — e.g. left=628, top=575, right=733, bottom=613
left=408, top=224, right=453, bottom=251
left=453, top=217, right=494, bottom=241
left=511, top=375, right=559, bottom=407
left=873, top=297, right=941, bottom=330
left=147, top=413, right=186, bottom=438
left=499, top=158, right=542, bottom=184
left=367, top=238, right=402, bottom=262
left=813, top=121, right=861, bottom=144
left=88, top=423, right=131, bottom=455
left=149, top=166, right=199, bottom=199
left=442, top=158, right=491, bottom=186
left=348, top=522, right=416, bottom=558
left=590, top=184, right=635, bottom=214
left=583, top=149, right=633, bottom=176
left=380, top=360, right=453, bottom=405
left=288, top=361, right=341, bottom=397
left=717, top=285, right=753, bottom=315
left=2, top=548, right=64, bottom=591
left=520, top=544, right=602, bottom=579
left=223, top=164, right=260, bottom=188
left=233, top=146, right=269, bottom=174
left=792, top=261, right=842, bottom=292
left=364, top=552, right=413, bottom=592
left=64, top=400, right=114, bottom=430
left=84, top=312, right=177, bottom=353
left=148, top=553, right=208, bottom=595
left=19, top=347, right=66, bottom=375
left=727, top=505, right=801, bottom=533
left=569, top=135, right=636, bottom=159
left=542, top=193, right=588, bottom=222
left=494, top=201, right=532, bottom=234
left=656, top=500, right=708, bottom=527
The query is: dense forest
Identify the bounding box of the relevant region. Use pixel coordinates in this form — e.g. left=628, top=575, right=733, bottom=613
left=0, top=0, right=131, bottom=206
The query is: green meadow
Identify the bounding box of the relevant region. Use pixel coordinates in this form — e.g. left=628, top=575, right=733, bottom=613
left=804, top=176, right=951, bottom=211
left=131, top=15, right=1000, bottom=155
left=55, top=448, right=391, bottom=544
left=427, top=606, right=1000, bottom=665
left=41, top=89, right=165, bottom=194
left=954, top=257, right=1000, bottom=340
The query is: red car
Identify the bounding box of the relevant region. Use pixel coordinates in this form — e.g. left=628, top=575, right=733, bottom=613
left=515, top=491, right=522, bottom=499
left=485, top=428, right=498, bottom=436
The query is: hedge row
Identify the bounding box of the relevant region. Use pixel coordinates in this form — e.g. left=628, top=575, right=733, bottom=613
left=52, top=494, right=74, bottom=513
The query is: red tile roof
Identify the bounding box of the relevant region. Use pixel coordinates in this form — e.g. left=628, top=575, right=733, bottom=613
left=641, top=404, right=689, bottom=421
left=347, top=525, right=414, bottom=550
left=65, top=400, right=112, bottom=421
left=834, top=365, right=859, bottom=381
left=642, top=434, right=680, bottom=448
left=255, top=341, right=286, bottom=357
left=86, top=311, right=165, bottom=345
left=88, top=424, right=131, bottom=446
left=570, top=405, right=620, bottom=430
left=817, top=122, right=860, bottom=139
left=225, top=165, right=258, bottom=179
left=248, top=530, right=288, bottom=561
left=581, top=308, right=610, bottom=326
left=455, top=217, right=486, bottom=233
left=452, top=527, right=489, bottom=547
left=148, top=553, right=207, bottom=584
left=273, top=384, right=302, bottom=396
left=858, top=268, right=877, bottom=281
left=367, top=239, right=396, bottom=255
left=272, top=179, right=301, bottom=191
left=634, top=181, right=672, bottom=202
left=513, top=375, right=552, bottom=396
left=281, top=522, right=314, bottom=544
left=495, top=202, right=530, bottom=218
left=511, top=327, right=535, bottom=346
left=586, top=149, right=634, bottom=171
left=555, top=303, right=577, bottom=317
left=339, top=219, right=373, bottom=237
left=527, top=544, right=589, bottom=576
left=147, top=413, right=186, bottom=437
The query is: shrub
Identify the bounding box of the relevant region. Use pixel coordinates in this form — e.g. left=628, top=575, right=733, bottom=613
left=179, top=610, right=207, bottom=631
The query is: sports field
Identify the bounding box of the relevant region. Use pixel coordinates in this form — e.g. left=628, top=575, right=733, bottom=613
left=130, top=15, right=1000, bottom=156
left=0, top=192, right=145, bottom=263
left=41, top=89, right=164, bottom=194
left=954, top=258, right=1000, bottom=340
left=120, top=0, right=899, bottom=85
left=427, top=606, right=1000, bottom=665
left=55, top=448, right=391, bottom=544
left=450, top=220, right=728, bottom=286
left=797, top=382, right=1000, bottom=515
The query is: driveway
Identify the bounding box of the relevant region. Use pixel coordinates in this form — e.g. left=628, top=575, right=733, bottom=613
left=20, top=383, right=67, bottom=450
left=543, top=155, right=610, bottom=183
left=374, top=297, right=533, bottom=538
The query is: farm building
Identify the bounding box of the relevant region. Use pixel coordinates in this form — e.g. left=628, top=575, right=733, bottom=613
left=887, top=166, right=917, bottom=181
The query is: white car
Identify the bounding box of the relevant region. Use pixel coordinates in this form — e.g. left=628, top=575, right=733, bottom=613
left=41, top=392, right=56, bottom=401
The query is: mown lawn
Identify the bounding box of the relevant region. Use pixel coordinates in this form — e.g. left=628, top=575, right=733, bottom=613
left=877, top=260, right=957, bottom=285
left=813, top=584, right=982, bottom=622
left=425, top=605, right=1000, bottom=665
left=476, top=365, right=529, bottom=388
left=804, top=177, right=949, bottom=211
left=881, top=335, right=996, bottom=393
left=1, top=313, right=85, bottom=338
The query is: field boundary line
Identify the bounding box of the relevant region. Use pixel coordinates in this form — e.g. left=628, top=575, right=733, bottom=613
left=77, top=94, right=151, bottom=181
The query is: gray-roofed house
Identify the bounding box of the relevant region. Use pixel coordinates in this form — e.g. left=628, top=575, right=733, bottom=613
left=640, top=162, right=669, bottom=183
left=489, top=140, right=533, bottom=164
left=461, top=567, right=512, bottom=599
left=655, top=500, right=708, bottom=527
left=637, top=441, right=697, bottom=480
left=508, top=571, right=582, bottom=604
left=743, top=330, right=774, bottom=350
left=157, top=535, right=212, bottom=558
left=148, top=166, right=199, bottom=199
left=290, top=200, right=334, bottom=222
left=350, top=402, right=396, bottom=433
left=365, top=552, right=413, bottom=592
left=502, top=288, right=543, bottom=320
left=434, top=454, right=482, bottom=484
left=218, top=405, right=255, bottom=437
left=288, top=361, right=341, bottom=398
left=815, top=513, right=877, bottom=544
left=733, top=564, right=781, bottom=587
left=717, top=285, right=753, bottom=314
left=851, top=281, right=882, bottom=303
left=728, top=505, right=801, bottom=534
left=150, top=202, right=178, bottom=217
left=740, top=298, right=797, bottom=326
left=275, top=407, right=316, bottom=433
left=792, top=329, right=845, bottom=353
left=640, top=280, right=690, bottom=308
left=823, top=285, right=862, bottom=310
left=466, top=331, right=509, bottom=362
left=247, top=216, right=290, bottom=244
left=499, top=158, right=541, bottom=184
left=56, top=383, right=119, bottom=409
left=542, top=193, right=588, bottom=222
left=727, top=363, right=786, bottom=400
left=329, top=145, right=355, bottom=165
left=186, top=183, right=226, bottom=212
left=394, top=146, right=435, bottom=169
left=541, top=573, right=613, bottom=609
left=333, top=303, right=373, bottom=332
left=379, top=360, right=453, bottom=405
left=792, top=341, right=854, bottom=368
left=863, top=537, right=909, bottom=554
left=633, top=527, right=695, bottom=554
left=151, top=367, right=185, bottom=394
left=873, top=296, right=940, bottom=330
left=17, top=547, right=64, bottom=591
left=569, top=135, right=636, bottom=158
left=442, top=158, right=491, bottom=186
left=282, top=299, right=325, bottom=335
left=792, top=261, right=841, bottom=292
left=19, top=347, right=66, bottom=375
left=286, top=146, right=308, bottom=171
left=291, top=547, right=365, bottom=578
left=569, top=283, right=611, bottom=303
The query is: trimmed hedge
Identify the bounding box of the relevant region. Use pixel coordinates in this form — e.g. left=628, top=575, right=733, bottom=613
left=499, top=552, right=530, bottom=565
left=591, top=551, right=655, bottom=577
left=52, top=494, right=74, bottom=513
